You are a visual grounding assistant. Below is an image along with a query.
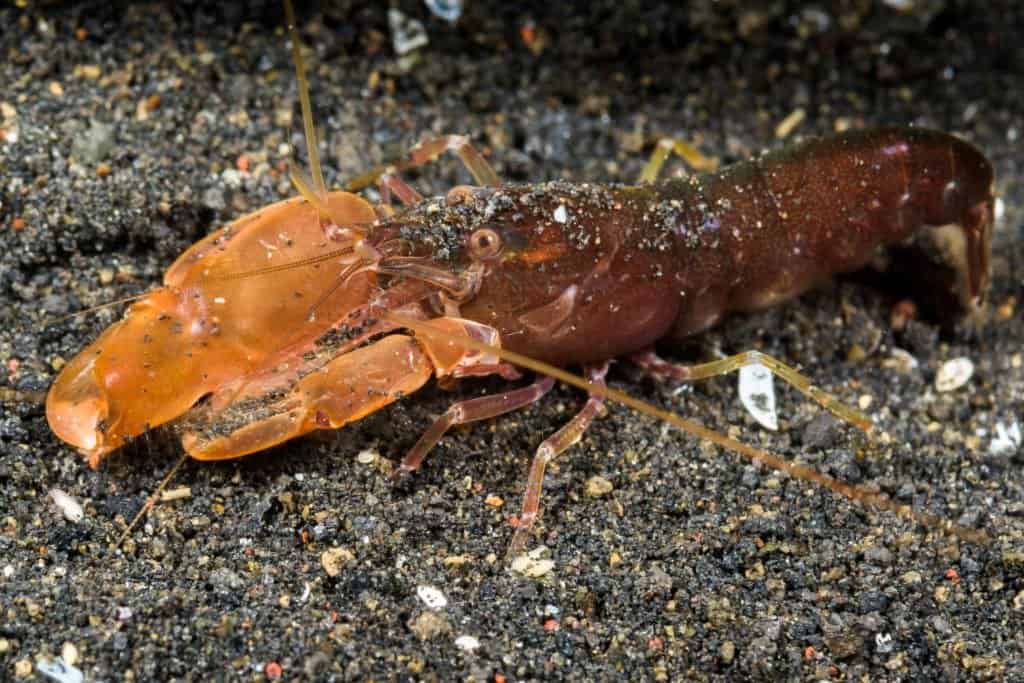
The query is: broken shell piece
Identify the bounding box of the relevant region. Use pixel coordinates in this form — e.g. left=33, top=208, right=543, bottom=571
left=49, top=488, right=84, bottom=523
left=935, top=357, right=974, bottom=392
left=739, top=362, right=778, bottom=430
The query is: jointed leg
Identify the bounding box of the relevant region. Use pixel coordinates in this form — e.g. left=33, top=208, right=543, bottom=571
left=392, top=376, right=555, bottom=483
left=638, top=137, right=719, bottom=183
left=378, top=173, right=423, bottom=209
left=508, top=361, right=611, bottom=556
left=630, top=349, right=871, bottom=432
left=348, top=134, right=501, bottom=192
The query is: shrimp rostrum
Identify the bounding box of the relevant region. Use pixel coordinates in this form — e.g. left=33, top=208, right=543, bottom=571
left=47, top=101, right=995, bottom=550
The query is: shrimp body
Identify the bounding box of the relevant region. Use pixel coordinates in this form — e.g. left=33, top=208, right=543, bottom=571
left=48, top=126, right=993, bottom=465
left=46, top=125, right=994, bottom=550
left=380, top=126, right=993, bottom=367
left=44, top=0, right=996, bottom=549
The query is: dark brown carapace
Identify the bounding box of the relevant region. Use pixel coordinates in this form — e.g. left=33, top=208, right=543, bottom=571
left=375, top=126, right=991, bottom=369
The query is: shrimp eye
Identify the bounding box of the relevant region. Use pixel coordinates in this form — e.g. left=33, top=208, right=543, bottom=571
left=469, top=228, right=502, bottom=259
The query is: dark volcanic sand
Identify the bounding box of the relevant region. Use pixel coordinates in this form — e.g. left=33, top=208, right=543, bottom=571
left=2, top=2, right=1023, bottom=681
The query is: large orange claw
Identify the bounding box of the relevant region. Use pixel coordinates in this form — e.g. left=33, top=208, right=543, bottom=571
left=47, top=191, right=377, bottom=466
left=179, top=317, right=502, bottom=460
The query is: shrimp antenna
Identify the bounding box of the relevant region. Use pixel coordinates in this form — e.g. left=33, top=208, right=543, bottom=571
left=281, top=2, right=365, bottom=232
left=114, top=450, right=189, bottom=549
left=284, top=0, right=326, bottom=200
left=385, top=312, right=989, bottom=545
left=43, top=289, right=156, bottom=327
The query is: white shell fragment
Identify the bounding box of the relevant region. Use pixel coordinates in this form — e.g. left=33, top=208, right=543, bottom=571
left=36, top=658, right=84, bottom=683
left=416, top=585, right=449, bottom=610
left=935, top=357, right=974, bottom=392
left=49, top=488, right=84, bottom=523
left=424, top=0, right=463, bottom=23
left=454, top=635, right=481, bottom=652
left=389, top=9, right=429, bottom=56
left=510, top=547, right=555, bottom=578
left=990, top=421, right=1022, bottom=457
left=356, top=448, right=379, bottom=465
left=739, top=363, right=778, bottom=431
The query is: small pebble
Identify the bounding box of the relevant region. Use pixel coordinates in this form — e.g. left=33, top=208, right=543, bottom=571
left=584, top=475, right=613, bottom=498
left=202, top=186, right=226, bottom=211
left=61, top=642, right=78, bottom=667
left=355, top=448, right=378, bottom=465
left=34, top=657, right=83, bottom=683
left=510, top=548, right=555, bottom=578
left=14, top=659, right=32, bottom=679
left=454, top=635, right=480, bottom=652
left=989, top=421, right=1021, bottom=456
left=738, top=362, right=778, bottom=430
left=321, top=547, right=355, bottom=577
left=885, top=348, right=919, bottom=374
left=389, top=9, right=428, bottom=56
left=48, top=488, right=83, bottom=523
left=416, top=585, right=448, bottom=610
left=159, top=486, right=191, bottom=502
left=408, top=611, right=451, bottom=641
left=443, top=554, right=471, bottom=567
left=76, top=64, right=101, bottom=80
left=935, top=357, right=974, bottom=392
left=72, top=120, right=115, bottom=164
left=424, top=0, right=463, bottom=22
left=775, top=107, right=805, bottom=138
left=901, top=570, right=923, bottom=585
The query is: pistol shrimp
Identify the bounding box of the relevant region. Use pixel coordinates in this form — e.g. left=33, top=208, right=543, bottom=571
left=45, top=3, right=995, bottom=552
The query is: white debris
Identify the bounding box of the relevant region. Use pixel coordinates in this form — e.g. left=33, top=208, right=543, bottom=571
left=389, top=9, right=429, bottom=56
left=416, top=585, right=448, bottom=610
left=159, top=486, right=191, bottom=503
left=220, top=168, right=244, bottom=188
left=990, top=421, right=1022, bottom=457
left=454, top=634, right=481, bottom=652
left=935, top=357, right=974, bottom=392
left=888, top=348, right=919, bottom=374
left=49, top=488, right=84, bottom=523
left=510, top=547, right=555, bottom=578
left=35, top=658, right=84, bottom=683
left=321, top=547, right=355, bottom=577
left=553, top=204, right=568, bottom=223
left=356, top=448, right=379, bottom=465
left=61, top=642, right=79, bottom=667
left=739, top=363, right=778, bottom=430
left=424, top=0, right=463, bottom=22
